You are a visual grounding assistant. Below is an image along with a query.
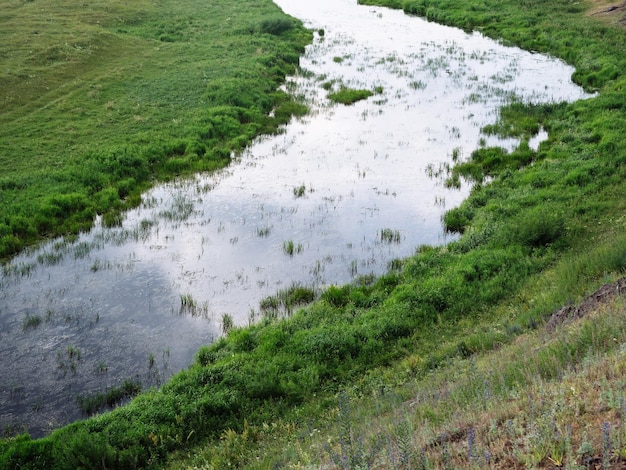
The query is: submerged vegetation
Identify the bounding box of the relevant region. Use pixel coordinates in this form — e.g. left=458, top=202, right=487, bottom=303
left=0, top=0, right=311, bottom=259
left=2, top=0, right=626, bottom=469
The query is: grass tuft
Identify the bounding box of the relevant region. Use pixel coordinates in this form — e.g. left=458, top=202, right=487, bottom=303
left=328, top=87, right=374, bottom=105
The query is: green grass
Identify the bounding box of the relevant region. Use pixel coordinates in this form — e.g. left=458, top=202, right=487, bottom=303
left=327, top=86, right=374, bottom=105
left=21, top=314, right=42, bottom=331
left=292, top=184, right=306, bottom=198
left=77, top=380, right=142, bottom=416
left=282, top=239, right=303, bottom=256
left=0, top=0, right=311, bottom=258
left=241, top=285, right=626, bottom=469
left=2, top=0, right=626, bottom=468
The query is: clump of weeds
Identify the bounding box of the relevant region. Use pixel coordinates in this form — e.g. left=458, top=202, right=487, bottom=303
left=22, top=314, right=42, bottom=331
left=179, top=293, right=209, bottom=318
left=283, top=240, right=304, bottom=256
left=77, top=379, right=142, bottom=415
left=380, top=228, right=401, bottom=244
left=293, top=184, right=307, bottom=198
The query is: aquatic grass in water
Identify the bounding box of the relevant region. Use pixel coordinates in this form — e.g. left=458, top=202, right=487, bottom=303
left=293, top=184, right=306, bottom=198
left=179, top=294, right=209, bottom=318
left=77, top=379, right=142, bottom=415
left=283, top=240, right=304, bottom=256
left=259, top=283, right=316, bottom=319
left=256, top=226, right=272, bottom=237
left=327, top=86, right=374, bottom=105
left=221, top=313, right=234, bottom=334
left=22, top=314, right=42, bottom=331
left=380, top=228, right=402, bottom=244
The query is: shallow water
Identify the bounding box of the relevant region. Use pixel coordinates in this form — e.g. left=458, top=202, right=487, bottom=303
left=0, top=0, right=590, bottom=437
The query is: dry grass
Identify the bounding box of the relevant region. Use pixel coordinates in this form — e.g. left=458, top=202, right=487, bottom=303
left=587, top=0, right=626, bottom=29
left=338, top=299, right=626, bottom=469
left=243, top=285, right=626, bottom=469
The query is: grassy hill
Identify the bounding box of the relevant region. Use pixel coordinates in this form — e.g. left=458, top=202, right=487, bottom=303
left=2, top=0, right=626, bottom=468
left=0, top=0, right=310, bottom=258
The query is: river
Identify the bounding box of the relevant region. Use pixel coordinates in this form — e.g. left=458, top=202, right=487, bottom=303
left=0, top=0, right=590, bottom=437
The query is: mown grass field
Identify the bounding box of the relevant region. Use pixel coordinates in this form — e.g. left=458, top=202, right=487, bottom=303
left=2, top=0, right=626, bottom=468
left=0, top=0, right=310, bottom=257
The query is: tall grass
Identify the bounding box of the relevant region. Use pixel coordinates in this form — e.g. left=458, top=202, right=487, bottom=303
left=77, top=380, right=142, bottom=416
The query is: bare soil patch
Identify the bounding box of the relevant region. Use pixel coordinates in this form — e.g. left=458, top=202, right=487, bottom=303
left=546, top=277, right=626, bottom=332
left=588, top=0, right=626, bottom=29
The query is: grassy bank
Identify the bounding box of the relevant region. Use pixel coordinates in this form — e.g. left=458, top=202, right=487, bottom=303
left=0, top=0, right=311, bottom=258
left=197, top=276, right=626, bottom=469
left=2, top=0, right=626, bottom=468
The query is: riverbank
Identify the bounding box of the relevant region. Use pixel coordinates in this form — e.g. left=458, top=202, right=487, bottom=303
left=2, top=0, right=626, bottom=468
left=0, top=0, right=311, bottom=259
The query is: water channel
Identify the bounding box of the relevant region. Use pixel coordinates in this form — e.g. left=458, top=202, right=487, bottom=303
left=0, top=0, right=591, bottom=437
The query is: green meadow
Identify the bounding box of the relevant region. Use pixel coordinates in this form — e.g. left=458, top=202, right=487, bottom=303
left=3, top=0, right=626, bottom=468
left=0, top=0, right=310, bottom=257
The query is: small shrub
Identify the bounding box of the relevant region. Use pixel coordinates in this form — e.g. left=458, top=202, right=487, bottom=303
left=323, top=285, right=352, bottom=308
left=165, top=157, right=192, bottom=174
left=280, top=285, right=316, bottom=309
left=196, top=343, right=224, bottom=367
left=8, top=216, right=36, bottom=239
left=298, top=327, right=358, bottom=363
left=256, top=16, right=295, bottom=35
left=510, top=207, right=565, bottom=249
left=443, top=205, right=473, bottom=234
left=0, top=235, right=23, bottom=256
left=230, top=329, right=256, bottom=353
left=116, top=177, right=136, bottom=199
left=349, top=289, right=371, bottom=308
